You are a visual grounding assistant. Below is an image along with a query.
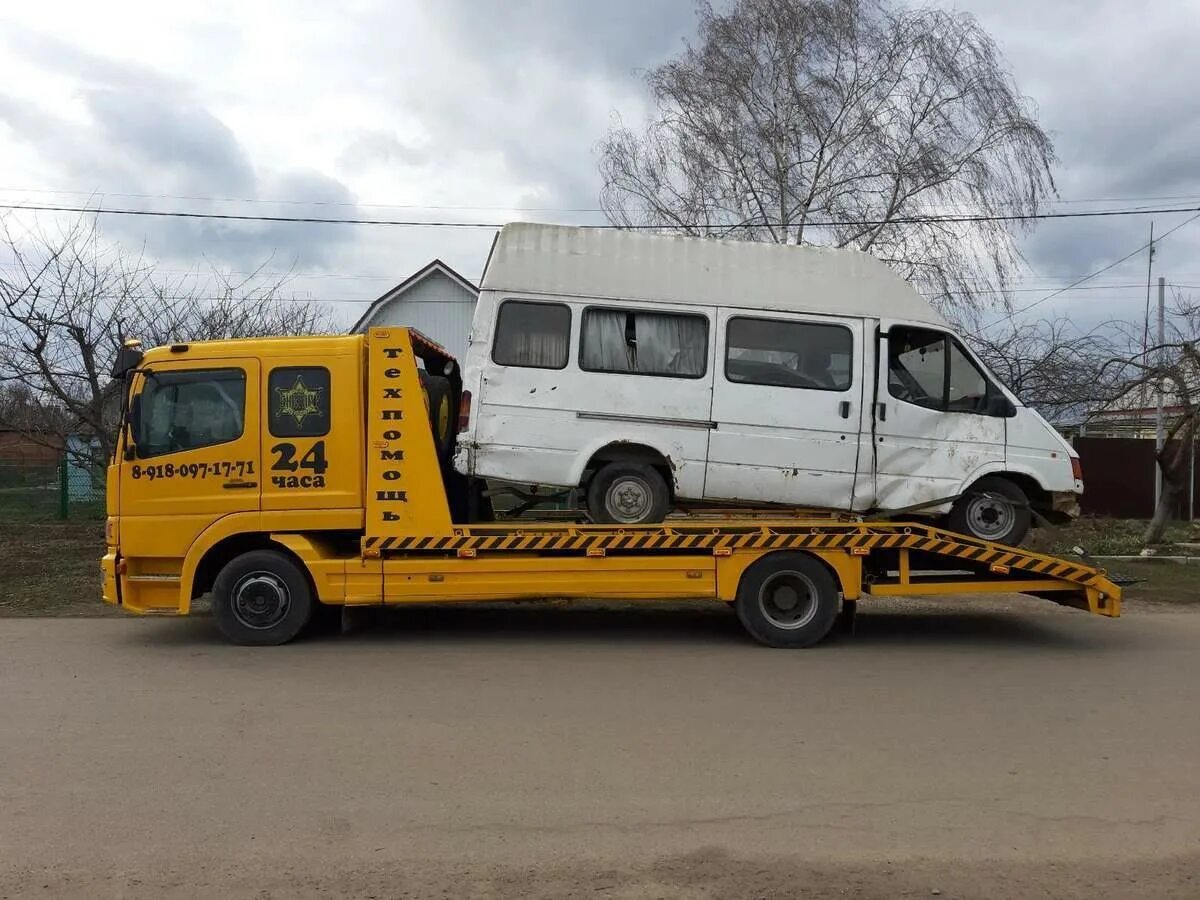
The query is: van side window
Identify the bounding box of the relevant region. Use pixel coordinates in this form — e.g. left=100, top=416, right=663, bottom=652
left=888, top=327, right=992, bottom=414
left=725, top=317, right=853, bottom=391
left=492, top=300, right=571, bottom=369
left=888, top=328, right=945, bottom=410
left=947, top=339, right=989, bottom=413
left=580, top=308, right=707, bottom=378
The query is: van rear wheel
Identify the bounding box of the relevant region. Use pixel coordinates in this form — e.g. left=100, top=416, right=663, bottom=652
left=587, top=462, right=670, bottom=525
left=948, top=476, right=1031, bottom=546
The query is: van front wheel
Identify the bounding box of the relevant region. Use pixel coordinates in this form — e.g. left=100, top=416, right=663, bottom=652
left=587, top=462, right=670, bottom=525
left=948, top=476, right=1031, bottom=546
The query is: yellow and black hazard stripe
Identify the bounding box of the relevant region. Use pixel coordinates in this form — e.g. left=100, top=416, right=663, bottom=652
left=362, top=526, right=1103, bottom=587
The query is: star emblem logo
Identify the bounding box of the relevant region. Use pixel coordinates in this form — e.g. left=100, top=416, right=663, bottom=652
left=275, top=375, right=324, bottom=427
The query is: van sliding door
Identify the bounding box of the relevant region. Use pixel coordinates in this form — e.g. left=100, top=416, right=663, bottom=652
left=707, top=310, right=865, bottom=509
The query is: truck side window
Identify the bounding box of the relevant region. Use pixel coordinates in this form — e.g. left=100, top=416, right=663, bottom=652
left=493, top=300, right=571, bottom=369
left=725, top=316, right=853, bottom=391
left=136, top=369, right=246, bottom=457
left=269, top=366, right=331, bottom=437
left=580, top=308, right=708, bottom=378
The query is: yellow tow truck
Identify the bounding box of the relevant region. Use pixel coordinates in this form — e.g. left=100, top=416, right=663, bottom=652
left=101, top=327, right=1120, bottom=646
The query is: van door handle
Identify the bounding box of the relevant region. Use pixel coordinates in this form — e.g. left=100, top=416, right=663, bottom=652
left=838, top=401, right=851, bottom=419
left=222, top=481, right=258, bottom=490
left=876, top=402, right=887, bottom=422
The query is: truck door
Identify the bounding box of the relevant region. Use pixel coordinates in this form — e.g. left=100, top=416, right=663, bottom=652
left=871, top=324, right=1004, bottom=510
left=706, top=310, right=865, bottom=508
left=118, top=359, right=261, bottom=561
left=261, top=353, right=360, bottom=512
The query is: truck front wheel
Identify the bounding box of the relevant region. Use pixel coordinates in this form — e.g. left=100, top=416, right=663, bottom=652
left=212, top=550, right=314, bottom=646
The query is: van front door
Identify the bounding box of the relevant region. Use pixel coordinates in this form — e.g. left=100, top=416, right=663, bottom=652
left=706, top=310, right=865, bottom=509
left=871, top=324, right=1004, bottom=511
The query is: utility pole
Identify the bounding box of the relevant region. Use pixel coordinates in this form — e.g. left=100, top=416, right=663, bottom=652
left=1155, top=275, right=1165, bottom=508
left=1143, top=222, right=1155, bottom=352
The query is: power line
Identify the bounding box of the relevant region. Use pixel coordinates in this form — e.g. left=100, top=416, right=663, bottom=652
left=985, top=210, right=1200, bottom=327
left=6, top=185, right=1200, bottom=212
left=5, top=201, right=1200, bottom=229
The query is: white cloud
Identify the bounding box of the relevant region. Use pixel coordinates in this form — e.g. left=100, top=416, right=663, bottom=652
left=1, top=0, right=1199, bottom=331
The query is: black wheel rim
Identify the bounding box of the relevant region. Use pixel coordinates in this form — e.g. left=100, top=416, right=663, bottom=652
left=231, top=571, right=291, bottom=630
left=758, top=571, right=819, bottom=630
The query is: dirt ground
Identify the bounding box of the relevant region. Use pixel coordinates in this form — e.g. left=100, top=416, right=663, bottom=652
left=2, top=598, right=1199, bottom=898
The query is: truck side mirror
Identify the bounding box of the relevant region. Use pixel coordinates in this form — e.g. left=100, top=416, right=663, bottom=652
left=112, top=343, right=144, bottom=377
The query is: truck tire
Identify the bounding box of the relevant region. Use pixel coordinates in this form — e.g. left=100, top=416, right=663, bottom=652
left=947, top=476, right=1031, bottom=546
left=211, top=550, right=314, bottom=646
left=734, top=552, right=840, bottom=648
left=419, top=372, right=454, bottom=460
left=587, top=462, right=670, bottom=525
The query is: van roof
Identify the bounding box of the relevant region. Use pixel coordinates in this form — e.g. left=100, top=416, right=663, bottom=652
left=480, top=223, right=948, bottom=327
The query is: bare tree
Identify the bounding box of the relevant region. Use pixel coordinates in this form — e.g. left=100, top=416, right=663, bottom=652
left=970, top=318, right=1126, bottom=423
left=598, top=0, right=1056, bottom=314
left=1097, top=298, right=1200, bottom=543
left=0, top=214, right=330, bottom=466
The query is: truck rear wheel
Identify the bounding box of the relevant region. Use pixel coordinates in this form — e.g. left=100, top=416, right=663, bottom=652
left=734, top=552, right=840, bottom=648
left=212, top=550, right=313, bottom=646
left=948, top=476, right=1031, bottom=546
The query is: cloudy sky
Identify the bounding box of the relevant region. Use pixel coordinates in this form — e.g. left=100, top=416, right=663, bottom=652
left=1, top=0, right=1199, bottom=332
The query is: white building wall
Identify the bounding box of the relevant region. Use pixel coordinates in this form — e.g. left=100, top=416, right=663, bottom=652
left=360, top=271, right=477, bottom=361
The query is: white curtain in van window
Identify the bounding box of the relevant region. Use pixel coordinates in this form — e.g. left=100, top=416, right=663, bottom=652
left=581, top=310, right=635, bottom=371
left=509, top=329, right=568, bottom=368
left=582, top=310, right=706, bottom=376
left=636, top=313, right=705, bottom=376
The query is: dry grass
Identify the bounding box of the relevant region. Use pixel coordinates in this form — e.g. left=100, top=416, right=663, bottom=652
left=1027, top=515, right=1200, bottom=557
left=1101, top=559, right=1200, bottom=606
left=0, top=521, right=116, bottom=616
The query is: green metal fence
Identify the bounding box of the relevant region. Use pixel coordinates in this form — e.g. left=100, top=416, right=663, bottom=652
left=0, top=452, right=105, bottom=522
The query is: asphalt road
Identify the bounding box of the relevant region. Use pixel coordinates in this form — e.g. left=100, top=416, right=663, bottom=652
left=2, top=598, right=1199, bottom=898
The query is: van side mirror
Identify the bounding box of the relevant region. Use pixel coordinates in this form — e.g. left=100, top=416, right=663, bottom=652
left=987, top=393, right=1016, bottom=418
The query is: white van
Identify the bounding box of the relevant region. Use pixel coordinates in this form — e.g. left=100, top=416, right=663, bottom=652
left=453, top=223, right=1082, bottom=545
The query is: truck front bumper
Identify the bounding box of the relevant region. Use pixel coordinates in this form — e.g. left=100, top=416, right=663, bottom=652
left=101, top=551, right=119, bottom=605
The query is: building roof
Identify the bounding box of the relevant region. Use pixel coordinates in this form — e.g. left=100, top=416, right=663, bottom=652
left=480, top=222, right=948, bottom=327
left=350, top=259, right=478, bottom=333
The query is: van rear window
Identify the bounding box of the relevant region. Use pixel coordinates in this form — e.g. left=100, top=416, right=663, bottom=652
left=492, top=300, right=571, bottom=369
left=580, top=308, right=708, bottom=378
left=725, top=317, right=853, bottom=391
